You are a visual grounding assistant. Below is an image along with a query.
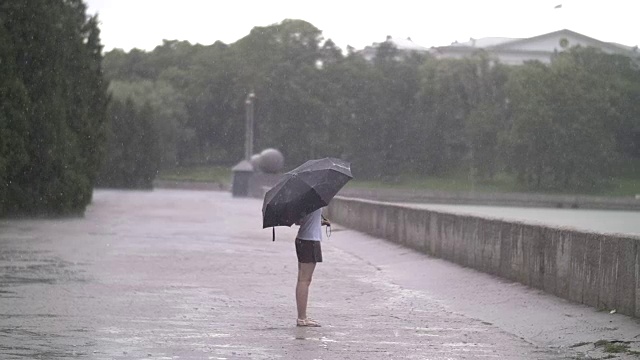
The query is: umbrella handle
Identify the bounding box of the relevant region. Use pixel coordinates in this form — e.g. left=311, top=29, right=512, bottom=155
left=273, top=227, right=275, bottom=242
left=326, top=225, right=331, bottom=238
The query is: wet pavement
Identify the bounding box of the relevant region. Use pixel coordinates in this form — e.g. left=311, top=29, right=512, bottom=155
left=1, top=189, right=639, bottom=359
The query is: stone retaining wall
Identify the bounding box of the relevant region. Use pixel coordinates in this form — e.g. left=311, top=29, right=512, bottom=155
left=327, top=196, right=640, bottom=318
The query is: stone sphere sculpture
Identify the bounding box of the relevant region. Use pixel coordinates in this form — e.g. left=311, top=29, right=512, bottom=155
left=249, top=153, right=261, bottom=170
left=258, top=148, right=284, bottom=173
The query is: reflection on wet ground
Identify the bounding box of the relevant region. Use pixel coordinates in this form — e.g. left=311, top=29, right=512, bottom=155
left=0, top=231, right=92, bottom=360
left=0, top=250, right=86, bottom=287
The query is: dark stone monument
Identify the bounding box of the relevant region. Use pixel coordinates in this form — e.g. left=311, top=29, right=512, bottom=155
left=248, top=148, right=284, bottom=198
left=231, top=91, right=286, bottom=199
left=231, top=160, right=253, bottom=197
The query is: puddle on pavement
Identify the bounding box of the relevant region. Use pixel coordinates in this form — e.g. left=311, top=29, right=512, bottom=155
left=208, top=344, right=274, bottom=360
left=292, top=328, right=339, bottom=345
left=293, top=327, right=322, bottom=340
left=0, top=249, right=86, bottom=289
left=0, top=246, right=90, bottom=360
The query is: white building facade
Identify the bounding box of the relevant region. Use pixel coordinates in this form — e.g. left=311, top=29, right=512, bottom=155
left=431, top=29, right=639, bottom=65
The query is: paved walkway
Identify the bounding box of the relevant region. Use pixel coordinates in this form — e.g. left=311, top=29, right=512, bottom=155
left=1, top=189, right=639, bottom=359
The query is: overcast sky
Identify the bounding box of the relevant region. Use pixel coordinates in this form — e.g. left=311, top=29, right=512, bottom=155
left=85, top=0, right=639, bottom=52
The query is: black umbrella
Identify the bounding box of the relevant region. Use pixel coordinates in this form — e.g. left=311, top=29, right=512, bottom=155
left=262, top=158, right=353, bottom=233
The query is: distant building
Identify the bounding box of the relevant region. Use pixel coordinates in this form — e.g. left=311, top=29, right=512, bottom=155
left=431, top=29, right=640, bottom=65
left=360, top=36, right=430, bottom=61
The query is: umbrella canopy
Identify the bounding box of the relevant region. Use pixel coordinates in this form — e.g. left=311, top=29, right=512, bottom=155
left=262, top=158, right=353, bottom=229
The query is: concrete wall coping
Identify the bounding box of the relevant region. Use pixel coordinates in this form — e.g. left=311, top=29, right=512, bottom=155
left=339, top=187, right=640, bottom=211
left=335, top=196, right=640, bottom=240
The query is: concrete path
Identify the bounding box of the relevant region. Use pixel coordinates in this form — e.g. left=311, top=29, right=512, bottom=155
left=1, top=189, right=638, bottom=360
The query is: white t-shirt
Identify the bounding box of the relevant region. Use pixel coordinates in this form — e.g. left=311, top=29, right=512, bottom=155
left=296, top=208, right=323, bottom=241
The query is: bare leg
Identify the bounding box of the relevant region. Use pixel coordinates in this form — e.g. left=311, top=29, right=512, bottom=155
left=296, top=262, right=316, bottom=320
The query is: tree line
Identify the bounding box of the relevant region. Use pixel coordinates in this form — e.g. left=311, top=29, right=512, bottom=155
left=103, top=19, right=640, bottom=192
left=2, top=12, right=639, bottom=216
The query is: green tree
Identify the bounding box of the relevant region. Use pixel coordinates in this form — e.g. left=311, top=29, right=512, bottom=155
left=504, top=47, right=624, bottom=190
left=372, top=42, right=423, bottom=181
left=0, top=24, right=31, bottom=215
left=234, top=19, right=329, bottom=167
left=183, top=41, right=242, bottom=164
left=0, top=0, right=108, bottom=215
left=414, top=51, right=509, bottom=181
left=97, top=98, right=160, bottom=188
left=319, top=51, right=382, bottom=177
left=462, top=53, right=510, bottom=180
left=417, top=54, right=480, bottom=175
left=109, top=79, right=189, bottom=167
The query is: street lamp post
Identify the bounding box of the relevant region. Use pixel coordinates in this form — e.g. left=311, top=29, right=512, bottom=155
left=244, top=92, right=255, bottom=161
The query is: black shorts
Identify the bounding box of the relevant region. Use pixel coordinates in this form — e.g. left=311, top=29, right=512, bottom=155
left=295, top=238, right=323, bottom=263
